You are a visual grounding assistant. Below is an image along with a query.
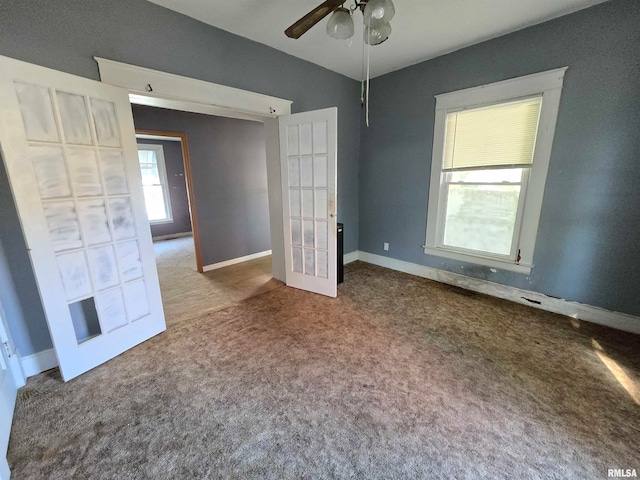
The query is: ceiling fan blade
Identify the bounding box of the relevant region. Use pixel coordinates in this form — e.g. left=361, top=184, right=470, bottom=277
left=285, top=0, right=345, bottom=39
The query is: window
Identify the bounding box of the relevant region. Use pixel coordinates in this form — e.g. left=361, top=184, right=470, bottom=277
left=424, top=68, right=567, bottom=274
left=137, top=143, right=173, bottom=224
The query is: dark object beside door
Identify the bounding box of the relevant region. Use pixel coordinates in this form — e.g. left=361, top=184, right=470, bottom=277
left=337, top=223, right=344, bottom=284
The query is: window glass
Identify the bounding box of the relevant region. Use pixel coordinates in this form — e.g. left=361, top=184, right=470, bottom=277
left=449, top=168, right=524, bottom=184
left=443, top=183, right=521, bottom=256
left=137, top=145, right=172, bottom=223
left=139, top=150, right=161, bottom=186
left=142, top=185, right=168, bottom=221
left=442, top=167, right=526, bottom=256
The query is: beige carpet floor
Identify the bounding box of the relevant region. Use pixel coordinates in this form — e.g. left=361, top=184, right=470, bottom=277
left=153, top=236, right=281, bottom=326
left=8, top=262, right=640, bottom=479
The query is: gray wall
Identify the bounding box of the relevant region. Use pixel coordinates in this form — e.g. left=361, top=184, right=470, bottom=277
left=0, top=157, right=52, bottom=355
left=359, top=0, right=640, bottom=317
left=0, top=0, right=361, bottom=357
left=133, top=106, right=271, bottom=265
left=136, top=138, right=192, bottom=238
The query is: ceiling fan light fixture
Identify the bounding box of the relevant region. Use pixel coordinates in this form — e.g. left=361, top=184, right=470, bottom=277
left=363, top=0, right=395, bottom=26
left=364, top=18, right=391, bottom=45
left=326, top=7, right=354, bottom=40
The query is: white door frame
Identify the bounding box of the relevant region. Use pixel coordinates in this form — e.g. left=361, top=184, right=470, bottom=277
left=0, top=298, right=25, bottom=480
left=0, top=300, right=24, bottom=391
left=94, top=58, right=293, bottom=282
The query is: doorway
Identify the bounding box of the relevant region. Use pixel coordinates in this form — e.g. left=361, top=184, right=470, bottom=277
left=96, top=57, right=339, bottom=298
left=135, top=130, right=203, bottom=272
left=152, top=236, right=277, bottom=326
left=132, top=110, right=280, bottom=327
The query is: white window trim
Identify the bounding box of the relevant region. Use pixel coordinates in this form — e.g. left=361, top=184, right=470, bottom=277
left=137, top=143, right=174, bottom=224
left=424, top=67, right=568, bottom=274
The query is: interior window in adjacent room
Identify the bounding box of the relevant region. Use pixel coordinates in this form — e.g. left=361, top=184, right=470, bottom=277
left=137, top=143, right=173, bottom=224
left=424, top=68, right=567, bottom=274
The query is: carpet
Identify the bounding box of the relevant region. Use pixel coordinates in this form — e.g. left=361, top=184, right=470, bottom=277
left=8, top=262, right=640, bottom=479
left=153, top=236, right=280, bottom=327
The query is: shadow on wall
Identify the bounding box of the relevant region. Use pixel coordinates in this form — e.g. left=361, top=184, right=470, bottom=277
left=0, top=155, right=52, bottom=357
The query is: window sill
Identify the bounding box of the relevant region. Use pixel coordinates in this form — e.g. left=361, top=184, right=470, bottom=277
left=422, top=246, right=532, bottom=274
left=149, top=219, right=174, bottom=225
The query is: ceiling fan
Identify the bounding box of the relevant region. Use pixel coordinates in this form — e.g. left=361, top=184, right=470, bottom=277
left=285, top=0, right=396, bottom=45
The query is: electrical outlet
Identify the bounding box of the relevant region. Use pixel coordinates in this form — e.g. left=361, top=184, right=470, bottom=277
left=383, top=242, right=389, bottom=251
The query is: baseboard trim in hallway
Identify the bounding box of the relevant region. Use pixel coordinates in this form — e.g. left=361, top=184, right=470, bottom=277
left=152, top=232, right=193, bottom=242
left=202, top=250, right=273, bottom=272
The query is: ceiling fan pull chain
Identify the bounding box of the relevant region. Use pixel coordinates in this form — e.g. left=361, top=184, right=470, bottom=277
left=361, top=24, right=366, bottom=108
left=366, top=25, right=371, bottom=127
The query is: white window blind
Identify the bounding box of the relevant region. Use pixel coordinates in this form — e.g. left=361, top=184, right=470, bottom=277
left=443, top=96, right=543, bottom=170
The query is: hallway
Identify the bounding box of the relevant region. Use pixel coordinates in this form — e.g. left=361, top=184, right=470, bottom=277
left=153, top=236, right=281, bottom=326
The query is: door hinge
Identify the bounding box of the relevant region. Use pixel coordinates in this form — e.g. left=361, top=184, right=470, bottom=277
left=2, top=341, right=12, bottom=358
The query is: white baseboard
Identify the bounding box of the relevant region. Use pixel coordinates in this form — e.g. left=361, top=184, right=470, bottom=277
left=152, top=232, right=193, bottom=242
left=355, top=251, right=640, bottom=335
left=19, top=348, right=58, bottom=379
left=344, top=251, right=359, bottom=265
left=202, top=250, right=272, bottom=272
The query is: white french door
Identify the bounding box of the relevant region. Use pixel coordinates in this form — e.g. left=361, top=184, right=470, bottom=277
left=0, top=55, right=166, bottom=381
left=279, top=108, right=337, bottom=297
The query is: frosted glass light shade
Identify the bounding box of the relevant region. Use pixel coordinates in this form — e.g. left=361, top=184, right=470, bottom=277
left=364, top=19, right=391, bottom=45
left=363, top=0, right=395, bottom=26
left=326, top=8, right=354, bottom=40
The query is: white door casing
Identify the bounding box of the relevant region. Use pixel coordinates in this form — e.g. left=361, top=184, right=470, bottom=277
left=279, top=108, right=337, bottom=297
left=0, top=300, right=23, bottom=480
left=0, top=311, right=20, bottom=480
left=0, top=55, right=166, bottom=381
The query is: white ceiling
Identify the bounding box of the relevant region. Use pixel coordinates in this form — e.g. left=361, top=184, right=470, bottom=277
left=147, top=0, right=608, bottom=81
